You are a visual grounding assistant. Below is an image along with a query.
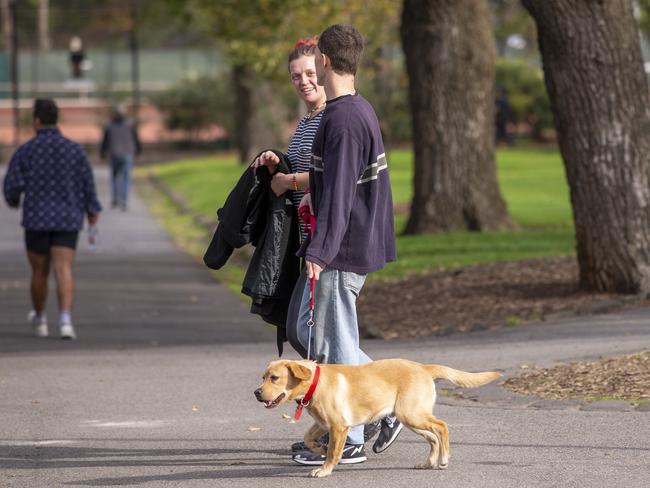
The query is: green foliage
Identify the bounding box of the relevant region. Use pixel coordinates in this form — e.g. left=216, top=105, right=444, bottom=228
left=640, top=0, right=650, bottom=34
left=496, top=58, right=553, bottom=139
left=489, top=0, right=537, bottom=57
left=152, top=75, right=233, bottom=139
left=174, top=0, right=400, bottom=77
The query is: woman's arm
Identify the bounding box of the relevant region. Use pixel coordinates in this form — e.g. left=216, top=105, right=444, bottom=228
left=270, top=171, right=309, bottom=196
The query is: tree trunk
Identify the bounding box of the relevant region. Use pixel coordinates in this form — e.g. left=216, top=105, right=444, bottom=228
left=38, top=0, right=50, bottom=51
left=232, top=64, right=254, bottom=164
left=1, top=0, right=12, bottom=53
left=522, top=0, right=650, bottom=293
left=400, top=0, right=512, bottom=233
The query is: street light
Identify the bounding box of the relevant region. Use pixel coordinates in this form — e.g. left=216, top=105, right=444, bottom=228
left=130, top=0, right=140, bottom=121
left=10, top=0, right=19, bottom=146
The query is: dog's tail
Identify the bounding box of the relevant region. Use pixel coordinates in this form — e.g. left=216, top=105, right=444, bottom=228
left=426, top=364, right=502, bottom=388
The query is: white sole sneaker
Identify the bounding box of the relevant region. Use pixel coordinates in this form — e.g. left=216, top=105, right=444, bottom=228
left=60, top=323, right=76, bottom=340
left=28, top=310, right=49, bottom=337
left=292, top=444, right=367, bottom=465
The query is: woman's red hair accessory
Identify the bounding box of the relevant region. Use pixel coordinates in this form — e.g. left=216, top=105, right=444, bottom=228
left=293, top=37, right=317, bottom=49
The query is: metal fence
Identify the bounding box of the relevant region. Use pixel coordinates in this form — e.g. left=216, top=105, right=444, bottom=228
left=0, top=48, right=225, bottom=99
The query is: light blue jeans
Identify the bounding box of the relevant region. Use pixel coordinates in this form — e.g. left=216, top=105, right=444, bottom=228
left=110, top=155, right=133, bottom=206
left=287, top=268, right=371, bottom=445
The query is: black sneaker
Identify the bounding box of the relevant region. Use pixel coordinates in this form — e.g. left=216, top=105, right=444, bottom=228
left=372, top=416, right=404, bottom=453
left=291, top=434, right=329, bottom=453
left=292, top=444, right=367, bottom=465
left=291, top=420, right=380, bottom=453
left=364, top=420, right=381, bottom=442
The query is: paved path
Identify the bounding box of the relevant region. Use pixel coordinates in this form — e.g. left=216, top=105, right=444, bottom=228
left=1, top=167, right=649, bottom=487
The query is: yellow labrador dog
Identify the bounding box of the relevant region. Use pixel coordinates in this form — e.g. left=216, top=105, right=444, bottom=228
left=254, top=359, right=501, bottom=477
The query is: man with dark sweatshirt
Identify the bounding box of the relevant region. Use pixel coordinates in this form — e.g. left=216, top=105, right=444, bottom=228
left=290, top=24, right=401, bottom=467
left=100, top=104, right=141, bottom=211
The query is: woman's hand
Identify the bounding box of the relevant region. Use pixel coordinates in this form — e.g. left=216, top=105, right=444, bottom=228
left=271, top=173, right=290, bottom=197
left=252, top=151, right=280, bottom=172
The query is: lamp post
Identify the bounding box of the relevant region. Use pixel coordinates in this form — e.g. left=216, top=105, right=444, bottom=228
left=10, top=0, right=19, bottom=146
left=130, top=0, right=140, bottom=120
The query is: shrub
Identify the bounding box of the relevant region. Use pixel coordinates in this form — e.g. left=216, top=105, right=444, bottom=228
left=496, top=58, right=554, bottom=140
left=153, top=75, right=233, bottom=141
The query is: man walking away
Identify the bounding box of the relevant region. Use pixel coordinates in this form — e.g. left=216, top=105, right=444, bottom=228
left=101, top=104, right=141, bottom=210
left=3, top=98, right=102, bottom=339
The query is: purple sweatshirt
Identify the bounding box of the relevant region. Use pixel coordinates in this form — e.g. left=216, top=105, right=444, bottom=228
left=305, top=94, right=396, bottom=274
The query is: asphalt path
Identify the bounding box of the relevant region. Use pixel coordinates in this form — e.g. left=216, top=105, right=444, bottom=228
left=1, top=166, right=649, bottom=487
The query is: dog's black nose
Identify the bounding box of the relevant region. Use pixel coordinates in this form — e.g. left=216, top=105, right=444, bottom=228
left=254, top=388, right=262, bottom=400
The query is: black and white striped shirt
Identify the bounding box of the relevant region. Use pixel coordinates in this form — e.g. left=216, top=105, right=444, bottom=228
left=286, top=111, right=323, bottom=238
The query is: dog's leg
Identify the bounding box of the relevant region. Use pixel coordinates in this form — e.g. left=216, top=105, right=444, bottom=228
left=304, top=422, right=328, bottom=455
left=309, top=425, right=348, bottom=478
left=404, top=415, right=450, bottom=469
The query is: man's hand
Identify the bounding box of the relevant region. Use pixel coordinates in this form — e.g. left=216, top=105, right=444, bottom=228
left=252, top=151, right=280, bottom=172
left=298, top=192, right=313, bottom=214
left=306, top=260, right=324, bottom=281
left=88, top=213, right=99, bottom=225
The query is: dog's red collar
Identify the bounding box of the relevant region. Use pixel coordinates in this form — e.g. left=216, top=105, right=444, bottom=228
left=294, top=365, right=321, bottom=421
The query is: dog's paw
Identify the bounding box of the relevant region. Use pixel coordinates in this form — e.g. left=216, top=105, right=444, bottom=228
left=415, top=459, right=449, bottom=470
left=309, top=468, right=332, bottom=478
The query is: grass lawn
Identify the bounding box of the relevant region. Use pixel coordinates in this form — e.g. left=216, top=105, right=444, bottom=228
left=140, top=145, right=575, bottom=280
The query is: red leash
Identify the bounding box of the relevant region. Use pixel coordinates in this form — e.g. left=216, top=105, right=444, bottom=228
left=295, top=195, right=321, bottom=421
left=308, top=213, right=316, bottom=311
left=298, top=197, right=317, bottom=361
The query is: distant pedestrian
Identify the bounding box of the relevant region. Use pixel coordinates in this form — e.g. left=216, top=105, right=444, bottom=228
left=101, top=104, right=141, bottom=211
left=496, top=85, right=514, bottom=146
left=69, top=36, right=85, bottom=79
left=3, top=99, right=102, bottom=339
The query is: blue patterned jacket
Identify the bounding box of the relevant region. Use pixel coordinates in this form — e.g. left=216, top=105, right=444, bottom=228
left=3, top=128, right=102, bottom=230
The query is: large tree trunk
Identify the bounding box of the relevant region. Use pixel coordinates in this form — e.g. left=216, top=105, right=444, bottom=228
left=523, top=0, right=650, bottom=293
left=400, top=0, right=512, bottom=233
left=232, top=64, right=254, bottom=164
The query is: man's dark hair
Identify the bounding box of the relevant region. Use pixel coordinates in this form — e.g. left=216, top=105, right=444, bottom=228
left=317, top=24, right=364, bottom=76
left=33, top=98, right=58, bottom=125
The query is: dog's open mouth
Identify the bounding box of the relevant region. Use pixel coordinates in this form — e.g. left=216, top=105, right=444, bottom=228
left=263, top=393, right=285, bottom=409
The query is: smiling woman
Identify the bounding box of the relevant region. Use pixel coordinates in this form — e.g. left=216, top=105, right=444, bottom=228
left=252, top=37, right=327, bottom=240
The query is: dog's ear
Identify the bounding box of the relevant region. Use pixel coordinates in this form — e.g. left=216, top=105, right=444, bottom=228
left=286, top=362, right=312, bottom=381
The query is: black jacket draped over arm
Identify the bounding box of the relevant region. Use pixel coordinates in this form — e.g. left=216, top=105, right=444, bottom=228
left=203, top=151, right=301, bottom=355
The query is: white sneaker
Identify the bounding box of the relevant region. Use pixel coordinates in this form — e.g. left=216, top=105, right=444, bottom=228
left=28, top=310, right=48, bottom=337
left=59, top=322, right=76, bottom=340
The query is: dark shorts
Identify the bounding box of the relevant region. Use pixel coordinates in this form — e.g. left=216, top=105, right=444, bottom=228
left=25, top=230, right=79, bottom=256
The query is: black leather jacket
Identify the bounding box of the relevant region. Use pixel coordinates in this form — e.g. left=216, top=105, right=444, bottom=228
left=203, top=151, right=300, bottom=354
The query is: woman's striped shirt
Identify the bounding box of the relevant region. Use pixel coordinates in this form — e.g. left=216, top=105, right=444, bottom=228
left=285, top=111, right=323, bottom=238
